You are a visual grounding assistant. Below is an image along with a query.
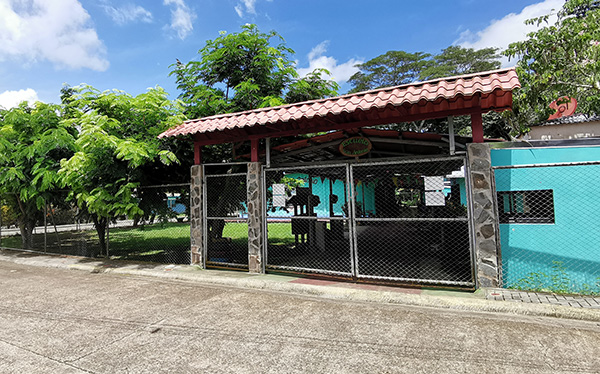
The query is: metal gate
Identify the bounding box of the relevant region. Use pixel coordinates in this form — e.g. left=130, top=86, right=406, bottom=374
left=350, top=157, right=474, bottom=286
left=263, top=164, right=354, bottom=277
left=203, top=165, right=249, bottom=269
left=263, top=156, right=475, bottom=287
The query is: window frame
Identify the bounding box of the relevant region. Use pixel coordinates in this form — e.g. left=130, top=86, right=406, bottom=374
left=497, top=189, right=555, bottom=224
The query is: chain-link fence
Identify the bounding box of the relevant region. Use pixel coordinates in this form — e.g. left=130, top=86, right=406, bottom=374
left=263, top=158, right=474, bottom=286
left=0, top=184, right=191, bottom=264
left=264, top=164, right=353, bottom=276
left=351, top=157, right=473, bottom=286
left=204, top=164, right=249, bottom=270
left=494, top=162, right=600, bottom=295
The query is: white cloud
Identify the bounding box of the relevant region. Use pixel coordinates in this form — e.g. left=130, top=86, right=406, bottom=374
left=234, top=4, right=244, bottom=18
left=456, top=0, right=563, bottom=67
left=163, top=0, right=196, bottom=40
left=102, top=2, right=153, bottom=25
left=0, top=89, right=40, bottom=109
left=234, top=0, right=258, bottom=17
left=0, top=0, right=109, bottom=71
left=297, top=41, right=363, bottom=84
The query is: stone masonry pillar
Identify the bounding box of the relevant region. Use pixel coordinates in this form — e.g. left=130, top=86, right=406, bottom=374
left=247, top=162, right=264, bottom=273
left=467, top=143, right=500, bottom=288
left=190, top=165, right=204, bottom=266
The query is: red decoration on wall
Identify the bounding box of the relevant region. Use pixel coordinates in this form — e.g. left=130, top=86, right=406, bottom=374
left=548, top=97, right=577, bottom=120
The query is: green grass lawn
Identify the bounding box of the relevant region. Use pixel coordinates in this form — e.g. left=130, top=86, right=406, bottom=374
left=108, top=222, right=190, bottom=262
left=217, top=221, right=296, bottom=247
left=1, top=222, right=191, bottom=263
left=0, top=220, right=298, bottom=264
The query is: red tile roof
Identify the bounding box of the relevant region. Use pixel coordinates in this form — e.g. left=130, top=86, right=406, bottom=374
left=159, top=68, right=520, bottom=144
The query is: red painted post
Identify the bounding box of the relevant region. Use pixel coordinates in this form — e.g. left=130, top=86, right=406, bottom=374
left=251, top=138, right=260, bottom=162
left=194, top=141, right=202, bottom=165
left=471, top=111, right=484, bottom=143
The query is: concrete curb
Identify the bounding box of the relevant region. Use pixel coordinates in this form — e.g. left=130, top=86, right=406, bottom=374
left=3, top=249, right=600, bottom=322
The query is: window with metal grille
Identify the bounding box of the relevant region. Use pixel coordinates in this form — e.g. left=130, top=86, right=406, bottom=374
left=498, top=189, right=555, bottom=224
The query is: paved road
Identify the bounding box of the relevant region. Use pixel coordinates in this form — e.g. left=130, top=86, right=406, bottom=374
left=1, top=261, right=599, bottom=373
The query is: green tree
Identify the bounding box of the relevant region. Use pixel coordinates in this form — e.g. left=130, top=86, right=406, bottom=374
left=170, top=24, right=340, bottom=163
left=285, top=68, right=340, bottom=104
left=420, top=46, right=501, bottom=80
left=171, top=24, right=339, bottom=119
left=348, top=47, right=502, bottom=91
left=170, top=25, right=341, bottom=238
left=59, top=86, right=183, bottom=252
left=0, top=102, right=77, bottom=248
left=348, top=47, right=505, bottom=136
left=505, top=0, right=600, bottom=133
left=347, top=51, right=432, bottom=92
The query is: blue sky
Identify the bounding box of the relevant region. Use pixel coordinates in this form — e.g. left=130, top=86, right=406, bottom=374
left=0, top=0, right=564, bottom=109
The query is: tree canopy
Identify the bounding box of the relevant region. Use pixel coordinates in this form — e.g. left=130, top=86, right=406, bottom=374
left=505, top=0, right=600, bottom=132
left=347, top=46, right=504, bottom=136
left=58, top=85, right=184, bottom=251
left=170, top=24, right=339, bottom=120
left=420, top=46, right=501, bottom=80
left=348, top=46, right=501, bottom=93
left=0, top=102, right=77, bottom=248
left=348, top=51, right=432, bottom=92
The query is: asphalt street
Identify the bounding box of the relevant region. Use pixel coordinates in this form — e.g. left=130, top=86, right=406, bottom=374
left=1, top=260, right=599, bottom=374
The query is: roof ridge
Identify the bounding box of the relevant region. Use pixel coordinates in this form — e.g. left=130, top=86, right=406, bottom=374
left=160, top=68, right=520, bottom=139
left=180, top=68, right=518, bottom=124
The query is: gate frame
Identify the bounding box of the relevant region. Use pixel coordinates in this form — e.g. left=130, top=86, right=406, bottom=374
left=261, top=155, right=477, bottom=287
left=201, top=162, right=250, bottom=270
left=349, top=155, right=476, bottom=287
left=261, top=162, right=356, bottom=277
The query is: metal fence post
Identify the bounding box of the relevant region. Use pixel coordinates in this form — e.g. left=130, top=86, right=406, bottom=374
left=106, top=219, right=110, bottom=258
left=348, top=164, right=358, bottom=277
left=44, top=201, right=47, bottom=253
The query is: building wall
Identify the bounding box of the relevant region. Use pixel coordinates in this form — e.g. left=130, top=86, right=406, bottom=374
left=491, top=145, right=600, bottom=293
left=528, top=121, right=600, bottom=140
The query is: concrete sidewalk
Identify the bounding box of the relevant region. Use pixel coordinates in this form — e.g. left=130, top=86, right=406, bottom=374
left=1, top=248, right=599, bottom=322
left=487, top=288, right=600, bottom=309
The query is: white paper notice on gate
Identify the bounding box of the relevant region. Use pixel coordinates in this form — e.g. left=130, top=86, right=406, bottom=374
left=272, top=184, right=285, bottom=196
left=424, top=176, right=444, bottom=191
left=425, top=191, right=445, bottom=206
left=272, top=184, right=287, bottom=207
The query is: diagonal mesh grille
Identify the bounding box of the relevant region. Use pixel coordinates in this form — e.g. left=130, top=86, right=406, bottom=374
left=204, top=170, right=249, bottom=269
left=351, top=158, right=473, bottom=285
left=263, top=158, right=474, bottom=286
left=494, top=164, right=600, bottom=294
left=264, top=165, right=353, bottom=276
left=0, top=185, right=192, bottom=264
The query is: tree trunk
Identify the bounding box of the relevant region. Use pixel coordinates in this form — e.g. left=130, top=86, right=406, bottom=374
left=92, top=215, right=107, bottom=256
left=48, top=205, right=62, bottom=250
left=208, top=219, right=225, bottom=240
left=16, top=198, right=37, bottom=250
left=18, top=218, right=36, bottom=249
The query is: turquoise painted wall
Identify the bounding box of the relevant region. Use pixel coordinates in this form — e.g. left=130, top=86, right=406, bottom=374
left=355, top=181, right=376, bottom=216
left=267, top=173, right=350, bottom=217
left=491, top=146, right=600, bottom=293
left=457, top=178, right=467, bottom=206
